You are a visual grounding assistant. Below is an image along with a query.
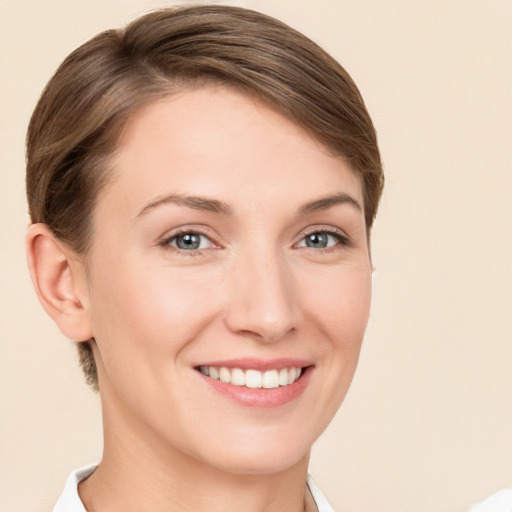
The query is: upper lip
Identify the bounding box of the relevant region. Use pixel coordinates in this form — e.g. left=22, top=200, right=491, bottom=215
left=194, top=358, right=313, bottom=372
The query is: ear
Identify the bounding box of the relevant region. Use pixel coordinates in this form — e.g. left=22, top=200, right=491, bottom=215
left=26, top=223, right=93, bottom=341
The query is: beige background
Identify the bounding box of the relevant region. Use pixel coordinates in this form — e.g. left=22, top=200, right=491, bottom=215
left=1, top=0, right=511, bottom=511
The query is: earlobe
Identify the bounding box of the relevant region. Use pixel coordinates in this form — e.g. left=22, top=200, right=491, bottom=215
left=26, top=223, right=93, bottom=341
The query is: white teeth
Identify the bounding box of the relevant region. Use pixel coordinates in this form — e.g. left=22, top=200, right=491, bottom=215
left=219, top=367, right=230, bottom=383
left=201, top=366, right=303, bottom=389
left=263, top=370, right=279, bottom=389
left=231, top=368, right=245, bottom=386
left=245, top=369, right=263, bottom=388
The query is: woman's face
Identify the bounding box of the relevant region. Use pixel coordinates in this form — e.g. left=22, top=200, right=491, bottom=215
left=81, top=86, right=372, bottom=474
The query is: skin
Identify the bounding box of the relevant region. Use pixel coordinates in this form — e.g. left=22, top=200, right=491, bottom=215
left=27, top=86, right=372, bottom=512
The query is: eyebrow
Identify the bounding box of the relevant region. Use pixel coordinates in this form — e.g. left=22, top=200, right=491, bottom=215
left=297, top=192, right=362, bottom=215
left=136, top=191, right=362, bottom=219
left=137, top=194, right=233, bottom=218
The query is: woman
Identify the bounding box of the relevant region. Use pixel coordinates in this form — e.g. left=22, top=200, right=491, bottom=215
left=25, top=5, right=383, bottom=511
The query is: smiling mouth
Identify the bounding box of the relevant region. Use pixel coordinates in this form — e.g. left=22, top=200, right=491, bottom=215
left=196, top=366, right=304, bottom=389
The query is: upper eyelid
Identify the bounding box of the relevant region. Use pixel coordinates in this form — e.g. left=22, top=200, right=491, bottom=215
left=160, top=226, right=218, bottom=243
left=298, top=225, right=351, bottom=241
left=302, top=226, right=344, bottom=236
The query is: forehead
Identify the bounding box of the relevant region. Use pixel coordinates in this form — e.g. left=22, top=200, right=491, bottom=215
left=101, top=86, right=363, bottom=217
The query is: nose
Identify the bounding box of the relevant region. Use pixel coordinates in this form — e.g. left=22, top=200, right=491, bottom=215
left=224, top=246, right=299, bottom=343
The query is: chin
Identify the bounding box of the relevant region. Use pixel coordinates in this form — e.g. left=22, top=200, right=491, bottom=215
left=189, top=428, right=314, bottom=476
left=207, top=450, right=309, bottom=476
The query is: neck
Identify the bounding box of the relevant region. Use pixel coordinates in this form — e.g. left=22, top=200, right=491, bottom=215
left=79, top=381, right=313, bottom=512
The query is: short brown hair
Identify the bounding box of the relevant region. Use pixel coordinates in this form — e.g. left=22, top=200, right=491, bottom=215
left=26, top=5, right=384, bottom=390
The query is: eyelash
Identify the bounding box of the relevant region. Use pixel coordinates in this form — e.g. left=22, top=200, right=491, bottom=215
left=159, top=226, right=352, bottom=256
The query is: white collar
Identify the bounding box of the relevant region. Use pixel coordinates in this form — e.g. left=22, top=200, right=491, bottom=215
left=469, top=489, right=512, bottom=512
left=52, top=464, right=334, bottom=512
left=52, top=464, right=96, bottom=512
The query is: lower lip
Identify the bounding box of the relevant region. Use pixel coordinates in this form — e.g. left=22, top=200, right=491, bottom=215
left=197, top=367, right=313, bottom=408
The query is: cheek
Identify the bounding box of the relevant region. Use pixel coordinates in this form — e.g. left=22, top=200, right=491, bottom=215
left=86, top=260, right=228, bottom=442
left=300, top=263, right=371, bottom=401
left=286, top=263, right=371, bottom=437
left=87, top=259, right=224, bottom=377
left=299, top=263, right=372, bottom=348
left=84, top=207, right=221, bottom=350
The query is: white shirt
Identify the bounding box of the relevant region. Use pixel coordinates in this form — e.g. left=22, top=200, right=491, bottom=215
left=469, top=489, right=512, bottom=512
left=52, top=464, right=335, bottom=512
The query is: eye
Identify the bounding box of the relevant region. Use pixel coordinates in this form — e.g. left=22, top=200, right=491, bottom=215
left=164, top=232, right=214, bottom=251
left=296, top=229, right=349, bottom=250
left=301, top=232, right=336, bottom=249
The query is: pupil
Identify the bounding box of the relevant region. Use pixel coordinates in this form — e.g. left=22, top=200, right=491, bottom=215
left=177, top=233, right=200, bottom=250
left=307, top=233, right=327, bottom=248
